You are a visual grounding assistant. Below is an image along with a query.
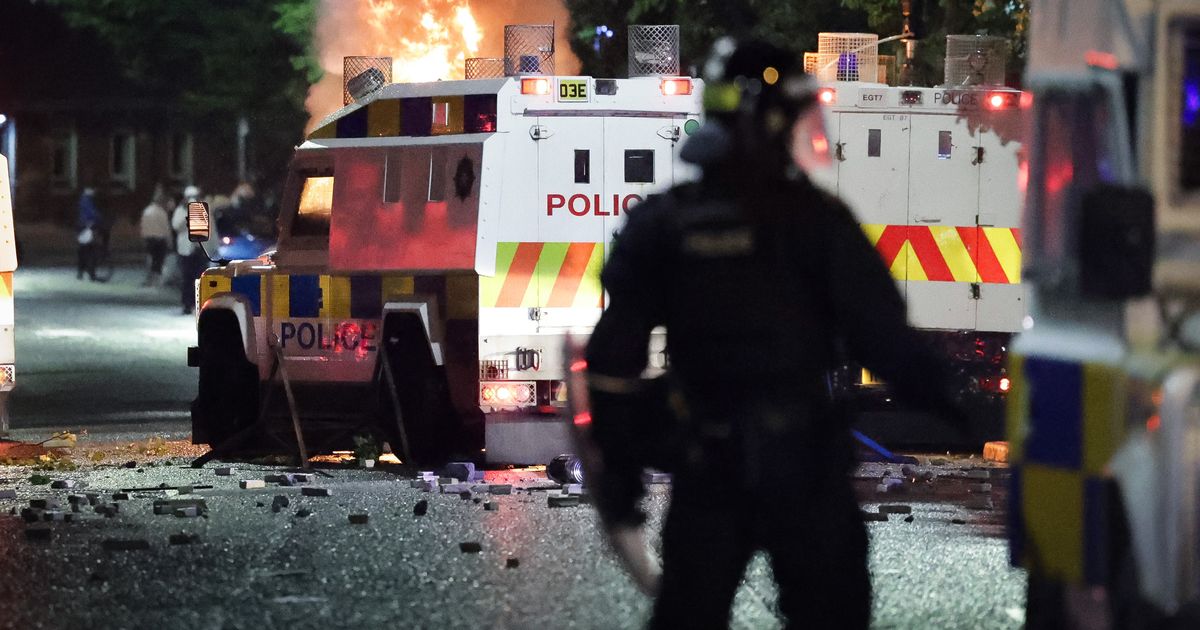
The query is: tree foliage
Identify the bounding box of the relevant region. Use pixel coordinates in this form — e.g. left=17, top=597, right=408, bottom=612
left=566, top=0, right=1027, bottom=84
left=46, top=0, right=319, bottom=120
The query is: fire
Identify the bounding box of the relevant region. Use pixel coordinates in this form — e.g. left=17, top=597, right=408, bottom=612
left=307, top=0, right=578, bottom=131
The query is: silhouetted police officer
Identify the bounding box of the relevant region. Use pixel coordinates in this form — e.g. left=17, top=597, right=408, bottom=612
left=585, top=38, right=967, bottom=629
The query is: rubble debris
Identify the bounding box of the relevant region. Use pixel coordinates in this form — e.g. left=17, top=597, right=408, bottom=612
left=85, top=493, right=101, bottom=506
left=102, top=539, right=150, bottom=551
left=506, top=557, right=520, bottom=569
left=169, top=533, right=200, bottom=545
left=112, top=492, right=130, bottom=501
left=471, top=484, right=490, bottom=493
left=359, top=459, right=375, bottom=469
left=30, top=498, right=61, bottom=510
left=473, top=497, right=482, bottom=504
left=42, top=511, right=66, bottom=522
left=28, top=474, right=51, bottom=485
left=968, top=483, right=993, bottom=494
left=240, top=480, right=266, bottom=490
left=548, top=494, right=580, bottom=508
left=418, top=479, right=438, bottom=492
left=642, top=471, right=671, bottom=485
left=904, top=515, right=914, bottom=523
left=177, top=486, right=194, bottom=495
left=459, top=541, right=483, bottom=553
left=50, top=479, right=78, bottom=490
left=951, top=518, right=967, bottom=524
left=441, top=483, right=471, bottom=495
left=256, top=502, right=265, bottom=508
left=484, top=501, right=499, bottom=512
left=295, top=508, right=313, bottom=518
left=966, top=496, right=994, bottom=510
left=929, top=458, right=949, bottom=466
left=291, top=473, right=312, bottom=484
left=563, top=484, right=584, bottom=496
left=301, top=487, right=331, bottom=497
left=64, top=513, right=88, bottom=523
left=271, top=496, right=290, bottom=513
left=409, top=480, right=427, bottom=489
left=215, top=467, right=234, bottom=476
left=0, top=489, right=16, bottom=499
left=879, top=504, right=912, bottom=515
left=153, top=499, right=208, bottom=516
left=174, top=507, right=200, bottom=518
left=900, top=464, right=919, bottom=479
left=458, top=491, right=473, bottom=501
left=966, top=469, right=991, bottom=480
left=25, top=525, right=51, bottom=541
left=438, top=477, right=458, bottom=485
left=123, top=461, right=137, bottom=469
left=349, top=514, right=369, bottom=524
left=489, top=484, right=513, bottom=495
left=861, top=511, right=889, bottom=522
left=443, top=462, right=475, bottom=482
left=20, top=508, right=41, bottom=523
left=95, top=504, right=120, bottom=518
left=413, top=500, right=428, bottom=516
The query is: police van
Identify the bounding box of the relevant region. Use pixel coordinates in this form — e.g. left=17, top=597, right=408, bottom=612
left=188, top=25, right=702, bottom=464
left=805, top=33, right=1024, bottom=427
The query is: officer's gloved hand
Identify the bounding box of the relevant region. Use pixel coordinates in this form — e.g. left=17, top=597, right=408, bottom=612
left=607, top=524, right=662, bottom=596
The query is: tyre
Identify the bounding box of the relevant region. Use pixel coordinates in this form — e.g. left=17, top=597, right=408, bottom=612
left=193, top=310, right=259, bottom=446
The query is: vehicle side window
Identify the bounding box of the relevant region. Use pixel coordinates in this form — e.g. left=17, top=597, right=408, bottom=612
left=625, top=149, right=654, bottom=183
left=937, top=131, right=952, bottom=159
left=429, top=149, right=446, bottom=202
left=384, top=149, right=402, bottom=203
left=292, top=175, right=333, bottom=237
left=575, top=149, right=590, bottom=183
left=868, top=129, right=881, bottom=157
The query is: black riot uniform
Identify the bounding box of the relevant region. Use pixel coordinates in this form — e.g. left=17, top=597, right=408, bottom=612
left=585, top=39, right=965, bottom=629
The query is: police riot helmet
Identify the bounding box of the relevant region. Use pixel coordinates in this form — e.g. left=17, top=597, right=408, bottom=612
left=701, top=37, right=820, bottom=140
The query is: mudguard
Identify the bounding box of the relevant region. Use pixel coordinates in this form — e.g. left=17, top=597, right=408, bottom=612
left=563, top=335, right=663, bottom=596
left=199, top=294, right=259, bottom=366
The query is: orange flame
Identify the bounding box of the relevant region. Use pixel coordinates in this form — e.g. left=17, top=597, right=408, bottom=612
left=307, top=0, right=578, bottom=131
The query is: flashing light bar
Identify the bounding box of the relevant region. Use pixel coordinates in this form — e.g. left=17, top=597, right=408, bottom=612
left=660, top=78, right=693, bottom=96
left=521, top=78, right=551, bottom=96
left=818, top=87, right=837, bottom=105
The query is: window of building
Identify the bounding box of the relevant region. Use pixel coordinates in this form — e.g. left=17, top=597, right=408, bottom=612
left=168, top=132, right=194, bottom=182
left=384, top=149, right=403, bottom=203
left=575, top=149, right=590, bottom=183
left=110, top=130, right=136, bottom=188
left=292, top=175, right=334, bottom=237
left=50, top=128, right=78, bottom=190
left=867, top=129, right=882, bottom=157
left=624, top=149, right=654, bottom=183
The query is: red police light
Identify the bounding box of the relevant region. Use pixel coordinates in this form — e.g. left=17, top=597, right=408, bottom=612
left=521, top=78, right=551, bottom=95
left=818, top=87, right=837, bottom=105
left=985, top=91, right=1017, bottom=110
left=660, top=78, right=693, bottom=96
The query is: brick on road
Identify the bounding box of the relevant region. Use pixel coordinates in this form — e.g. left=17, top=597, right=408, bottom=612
left=861, top=510, right=889, bottom=522
left=488, top=484, right=513, bottom=495
left=102, top=539, right=150, bottom=551
left=879, top=504, right=912, bottom=515
left=966, top=496, right=994, bottom=510
left=0, top=489, right=16, bottom=499
left=169, top=533, right=200, bottom=545
left=349, top=514, right=369, bottom=524
left=443, top=462, right=475, bottom=482
left=968, top=483, right=993, bottom=494
left=413, top=500, right=429, bottom=516
left=301, top=487, right=331, bottom=497
left=214, top=467, right=234, bottom=476
left=240, top=480, right=266, bottom=489
left=459, top=541, right=483, bottom=553
left=548, top=494, right=580, bottom=508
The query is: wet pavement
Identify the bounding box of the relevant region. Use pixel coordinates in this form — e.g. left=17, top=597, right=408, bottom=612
left=0, top=446, right=1025, bottom=629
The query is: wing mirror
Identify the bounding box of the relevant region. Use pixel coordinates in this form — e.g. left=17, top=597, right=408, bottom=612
left=187, top=201, right=211, bottom=243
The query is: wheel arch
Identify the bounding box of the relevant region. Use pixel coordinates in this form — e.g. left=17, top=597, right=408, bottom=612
left=198, top=294, right=258, bottom=365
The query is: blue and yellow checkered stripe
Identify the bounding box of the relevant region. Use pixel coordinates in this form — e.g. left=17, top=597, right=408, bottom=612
left=198, top=272, right=479, bottom=321
left=307, top=94, right=498, bottom=140
left=1007, top=354, right=1127, bottom=585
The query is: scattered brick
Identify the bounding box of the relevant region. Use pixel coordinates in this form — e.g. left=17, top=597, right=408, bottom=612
left=291, top=473, right=312, bottom=484
left=484, top=501, right=499, bottom=512
left=951, top=518, right=967, bottom=524
left=966, top=496, right=994, bottom=510
left=968, top=483, right=993, bottom=494
left=295, top=508, right=313, bottom=518
left=169, top=533, right=200, bottom=545
left=42, top=511, right=66, bottom=522
left=25, top=525, right=51, bottom=541
left=301, top=487, right=331, bottom=497
left=438, top=477, right=458, bottom=485
left=0, top=489, right=16, bottom=499
left=50, top=480, right=77, bottom=490
left=153, top=499, right=207, bottom=515
left=471, top=484, right=490, bottom=494
left=458, top=491, right=473, bottom=501
left=271, top=496, right=290, bottom=513
left=904, top=515, right=914, bottom=523
left=349, top=514, right=369, bottom=524
left=176, top=486, right=193, bottom=495
left=240, top=480, right=266, bottom=490
left=30, top=498, right=61, bottom=510
left=64, top=513, right=88, bottom=523
left=419, top=479, right=438, bottom=492
left=413, top=500, right=429, bottom=516
left=488, top=484, right=513, bottom=495
left=443, top=462, right=475, bottom=482
left=417, top=471, right=436, bottom=479
left=564, top=484, right=584, bottom=496
left=85, top=493, right=101, bottom=506
left=459, top=541, right=482, bottom=553
left=264, top=474, right=288, bottom=483
left=879, top=504, right=912, bottom=515
left=123, top=461, right=137, bottom=469
left=214, top=467, right=234, bottom=476
left=174, top=507, right=200, bottom=518
left=112, top=492, right=130, bottom=501
left=900, top=464, right=919, bottom=479
left=861, top=511, right=889, bottom=522
left=548, top=494, right=580, bottom=508
left=20, top=508, right=42, bottom=523
left=409, top=480, right=427, bottom=489
left=102, top=539, right=150, bottom=551
left=440, top=483, right=471, bottom=495
left=642, top=472, right=671, bottom=485
left=505, top=557, right=520, bottom=569
left=966, top=469, right=991, bottom=480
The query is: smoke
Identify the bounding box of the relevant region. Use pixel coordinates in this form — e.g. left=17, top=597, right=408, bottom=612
left=306, top=0, right=579, bottom=131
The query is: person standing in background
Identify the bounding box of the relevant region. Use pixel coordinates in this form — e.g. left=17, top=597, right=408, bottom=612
left=171, top=185, right=206, bottom=314
left=139, top=185, right=172, bottom=287
left=76, top=187, right=101, bottom=281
